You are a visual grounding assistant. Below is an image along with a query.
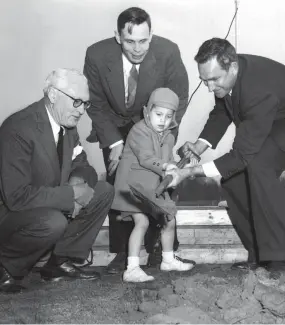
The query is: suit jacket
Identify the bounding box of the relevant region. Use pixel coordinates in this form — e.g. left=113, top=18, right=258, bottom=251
left=0, top=99, right=97, bottom=219
left=200, top=54, right=285, bottom=180
left=83, top=35, right=189, bottom=148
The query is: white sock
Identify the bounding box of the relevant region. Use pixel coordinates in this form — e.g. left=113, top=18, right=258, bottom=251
left=162, top=251, right=174, bottom=263
left=127, top=256, right=139, bottom=270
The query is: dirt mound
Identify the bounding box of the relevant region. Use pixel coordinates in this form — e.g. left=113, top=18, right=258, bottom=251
left=1, top=264, right=285, bottom=323
left=142, top=267, right=285, bottom=324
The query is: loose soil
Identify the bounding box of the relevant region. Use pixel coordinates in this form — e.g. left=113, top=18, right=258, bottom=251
left=1, top=264, right=285, bottom=324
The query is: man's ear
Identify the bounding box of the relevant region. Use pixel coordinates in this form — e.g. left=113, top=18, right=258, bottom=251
left=231, top=61, right=238, bottom=76
left=114, top=30, right=121, bottom=44
left=149, top=29, right=153, bottom=43
left=47, top=87, right=57, bottom=104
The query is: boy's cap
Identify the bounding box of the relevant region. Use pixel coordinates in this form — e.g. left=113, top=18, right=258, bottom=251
left=147, top=88, right=179, bottom=111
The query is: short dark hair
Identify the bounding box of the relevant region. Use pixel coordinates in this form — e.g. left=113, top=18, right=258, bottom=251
left=194, top=38, right=238, bottom=71
left=117, top=7, right=151, bottom=35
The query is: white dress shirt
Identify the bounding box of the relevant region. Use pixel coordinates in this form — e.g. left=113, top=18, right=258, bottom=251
left=46, top=107, right=83, bottom=160
left=46, top=107, right=61, bottom=145
left=109, top=54, right=140, bottom=149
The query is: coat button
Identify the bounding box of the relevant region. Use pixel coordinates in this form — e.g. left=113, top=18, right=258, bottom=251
left=157, top=163, right=160, bottom=166
left=153, top=162, right=156, bottom=165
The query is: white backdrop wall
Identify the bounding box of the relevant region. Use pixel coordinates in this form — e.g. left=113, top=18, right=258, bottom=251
left=1, top=0, right=285, bottom=174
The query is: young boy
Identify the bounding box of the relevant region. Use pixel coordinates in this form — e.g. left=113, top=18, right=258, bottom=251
left=112, top=88, right=195, bottom=282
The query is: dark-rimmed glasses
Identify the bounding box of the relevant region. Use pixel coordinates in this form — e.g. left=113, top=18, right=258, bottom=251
left=53, top=87, right=91, bottom=109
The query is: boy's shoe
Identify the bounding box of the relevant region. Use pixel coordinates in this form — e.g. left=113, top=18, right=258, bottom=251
left=160, top=255, right=195, bottom=272
left=123, top=266, right=154, bottom=283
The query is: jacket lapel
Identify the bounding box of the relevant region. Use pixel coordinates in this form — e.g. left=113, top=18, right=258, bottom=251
left=135, top=50, right=157, bottom=107
left=35, top=101, right=61, bottom=181
left=106, top=52, right=125, bottom=110
left=231, top=56, right=243, bottom=124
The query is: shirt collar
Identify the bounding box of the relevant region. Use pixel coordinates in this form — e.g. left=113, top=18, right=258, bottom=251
left=122, top=54, right=140, bottom=73
left=45, top=106, right=63, bottom=140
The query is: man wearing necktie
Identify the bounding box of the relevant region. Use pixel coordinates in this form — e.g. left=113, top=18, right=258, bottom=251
left=0, top=68, right=114, bottom=293
left=166, top=38, right=285, bottom=279
left=84, top=7, right=189, bottom=273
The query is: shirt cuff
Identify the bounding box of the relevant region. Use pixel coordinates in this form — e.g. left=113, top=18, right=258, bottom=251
left=109, top=140, right=124, bottom=149
left=198, top=138, right=212, bottom=148
left=202, top=161, right=221, bottom=177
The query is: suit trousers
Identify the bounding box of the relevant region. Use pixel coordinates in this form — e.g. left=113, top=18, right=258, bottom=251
left=0, top=181, right=114, bottom=277
left=103, top=123, right=179, bottom=253
left=221, top=135, right=285, bottom=262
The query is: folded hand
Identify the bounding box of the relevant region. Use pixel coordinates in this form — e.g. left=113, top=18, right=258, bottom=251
left=72, top=183, right=94, bottom=208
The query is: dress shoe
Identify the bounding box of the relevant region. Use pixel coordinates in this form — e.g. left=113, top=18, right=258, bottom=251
left=231, top=261, right=259, bottom=270
left=161, top=255, right=195, bottom=272
left=261, top=261, right=285, bottom=279
left=123, top=266, right=154, bottom=283
left=40, top=261, right=100, bottom=282
left=231, top=252, right=258, bottom=270
left=0, top=265, right=25, bottom=294
left=106, top=252, right=127, bottom=274
left=174, top=256, right=196, bottom=266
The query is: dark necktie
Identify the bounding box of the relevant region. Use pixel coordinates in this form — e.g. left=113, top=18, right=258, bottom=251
left=126, top=64, right=138, bottom=109
left=57, top=127, right=64, bottom=170
left=224, top=94, right=234, bottom=120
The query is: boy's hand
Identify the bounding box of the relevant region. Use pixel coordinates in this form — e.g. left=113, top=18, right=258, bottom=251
left=166, top=168, right=192, bottom=188
left=108, top=143, right=124, bottom=176
left=164, top=163, right=178, bottom=171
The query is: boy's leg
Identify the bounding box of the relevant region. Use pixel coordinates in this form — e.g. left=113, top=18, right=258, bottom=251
left=160, top=218, right=195, bottom=272
left=123, top=213, right=154, bottom=283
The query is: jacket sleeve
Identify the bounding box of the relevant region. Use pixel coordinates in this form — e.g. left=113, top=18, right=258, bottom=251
left=199, top=97, right=232, bottom=149
left=215, top=93, right=279, bottom=180
left=164, top=44, right=189, bottom=139
left=0, top=129, right=74, bottom=213
left=69, top=131, right=98, bottom=188
left=84, top=49, right=122, bottom=148
left=128, top=125, right=169, bottom=176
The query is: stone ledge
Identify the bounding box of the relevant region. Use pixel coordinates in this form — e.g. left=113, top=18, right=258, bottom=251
left=94, top=227, right=241, bottom=246
left=91, top=245, right=247, bottom=266
left=102, top=208, right=231, bottom=227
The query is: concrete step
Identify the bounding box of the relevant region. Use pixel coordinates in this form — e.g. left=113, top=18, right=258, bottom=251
left=91, top=246, right=247, bottom=266
left=94, top=226, right=242, bottom=247
left=92, top=207, right=247, bottom=265
left=102, top=206, right=232, bottom=227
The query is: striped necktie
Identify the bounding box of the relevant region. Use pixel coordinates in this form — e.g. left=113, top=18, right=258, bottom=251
left=126, top=64, right=138, bottom=109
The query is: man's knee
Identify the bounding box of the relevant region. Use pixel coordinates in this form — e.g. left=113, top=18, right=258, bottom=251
left=32, top=208, right=68, bottom=241
left=93, top=181, right=115, bottom=201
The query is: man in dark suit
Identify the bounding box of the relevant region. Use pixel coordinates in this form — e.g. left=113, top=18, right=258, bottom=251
left=0, top=68, right=114, bottom=293
left=166, top=37, right=285, bottom=278
left=84, top=7, right=189, bottom=273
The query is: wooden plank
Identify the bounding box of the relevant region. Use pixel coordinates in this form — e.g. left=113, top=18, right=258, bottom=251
left=176, top=209, right=231, bottom=226
left=193, top=228, right=241, bottom=245
left=94, top=227, right=241, bottom=246
left=91, top=246, right=247, bottom=266
left=102, top=208, right=231, bottom=227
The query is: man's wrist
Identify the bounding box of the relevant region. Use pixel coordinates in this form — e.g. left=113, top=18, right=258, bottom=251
left=195, top=139, right=210, bottom=155
left=109, top=140, right=124, bottom=149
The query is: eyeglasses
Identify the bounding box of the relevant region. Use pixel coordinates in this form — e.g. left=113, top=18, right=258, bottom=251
left=53, top=87, right=91, bottom=109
